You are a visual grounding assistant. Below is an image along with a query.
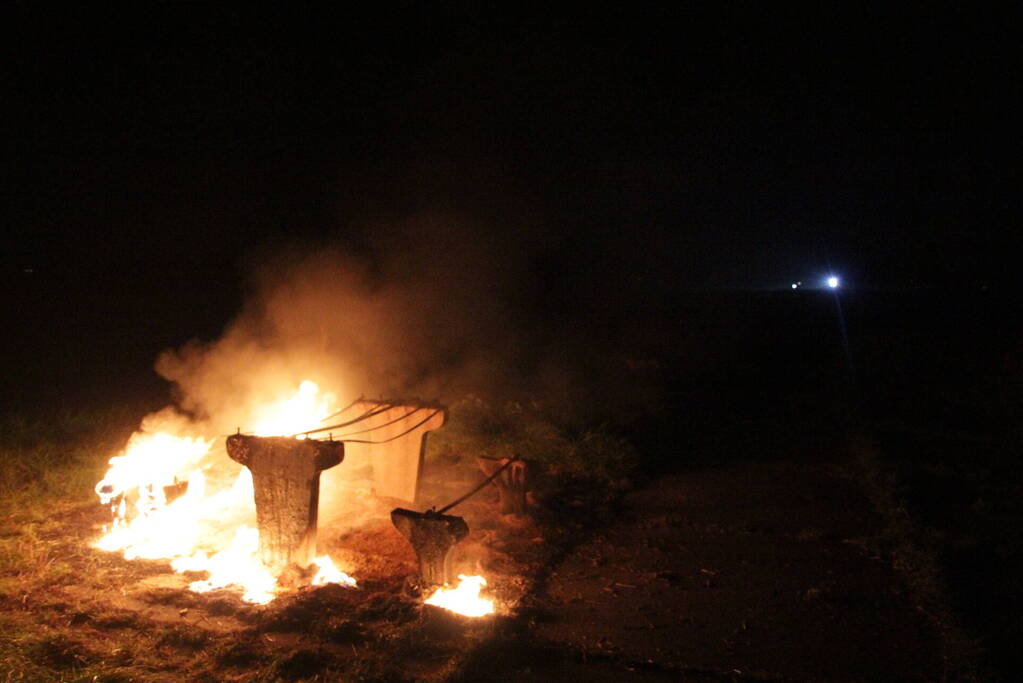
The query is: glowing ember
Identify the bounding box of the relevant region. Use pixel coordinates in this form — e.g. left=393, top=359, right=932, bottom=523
left=93, top=381, right=353, bottom=604
left=424, top=575, right=495, bottom=617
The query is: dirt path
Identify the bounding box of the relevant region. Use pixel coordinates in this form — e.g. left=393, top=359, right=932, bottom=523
left=459, top=460, right=948, bottom=681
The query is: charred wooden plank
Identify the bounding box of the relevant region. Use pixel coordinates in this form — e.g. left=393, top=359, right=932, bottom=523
left=226, top=434, right=343, bottom=571
left=391, top=508, right=469, bottom=588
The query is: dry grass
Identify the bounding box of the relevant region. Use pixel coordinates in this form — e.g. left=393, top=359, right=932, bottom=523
left=0, top=403, right=614, bottom=681
left=429, top=396, right=639, bottom=483
left=841, top=435, right=986, bottom=682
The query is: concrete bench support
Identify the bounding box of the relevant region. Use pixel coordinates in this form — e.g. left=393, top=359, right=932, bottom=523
left=391, top=508, right=469, bottom=587
left=477, top=457, right=529, bottom=515
left=226, top=434, right=343, bottom=571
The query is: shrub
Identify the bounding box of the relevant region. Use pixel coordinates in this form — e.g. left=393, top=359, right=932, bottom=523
left=428, top=396, right=637, bottom=483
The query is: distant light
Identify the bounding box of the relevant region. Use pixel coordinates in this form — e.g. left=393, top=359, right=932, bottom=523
left=827, top=276, right=839, bottom=289
left=791, top=283, right=798, bottom=289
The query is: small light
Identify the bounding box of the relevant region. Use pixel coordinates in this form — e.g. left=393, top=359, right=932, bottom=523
left=791, top=283, right=798, bottom=289
left=827, top=276, right=839, bottom=289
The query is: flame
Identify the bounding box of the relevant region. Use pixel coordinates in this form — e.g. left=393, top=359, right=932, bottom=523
left=172, top=526, right=278, bottom=604
left=251, top=380, right=335, bottom=437
left=95, top=431, right=212, bottom=505
left=311, top=555, right=358, bottom=587
left=93, top=381, right=355, bottom=603
left=424, top=575, right=495, bottom=617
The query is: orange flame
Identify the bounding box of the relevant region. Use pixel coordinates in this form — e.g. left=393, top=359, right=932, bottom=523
left=251, top=380, right=335, bottom=437
left=311, top=555, right=358, bottom=588
left=424, top=575, right=495, bottom=617
left=93, top=381, right=355, bottom=603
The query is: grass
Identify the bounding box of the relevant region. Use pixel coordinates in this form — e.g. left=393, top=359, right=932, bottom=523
left=0, top=408, right=140, bottom=586
left=0, top=399, right=639, bottom=681
left=0, top=408, right=138, bottom=518
left=0, top=408, right=146, bottom=601
left=0, top=395, right=978, bottom=680
left=842, top=433, right=985, bottom=682
left=0, top=406, right=169, bottom=681
left=428, top=395, right=639, bottom=484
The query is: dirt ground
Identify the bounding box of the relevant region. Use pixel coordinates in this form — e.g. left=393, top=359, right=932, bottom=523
left=459, top=461, right=951, bottom=682
left=0, top=452, right=960, bottom=682
left=0, top=452, right=586, bottom=681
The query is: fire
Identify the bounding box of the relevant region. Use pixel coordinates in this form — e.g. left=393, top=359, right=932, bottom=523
left=311, top=555, right=358, bottom=587
left=251, top=380, right=335, bottom=437
left=424, top=575, right=495, bottom=617
left=171, top=526, right=278, bottom=604
left=95, top=431, right=212, bottom=506
left=93, top=381, right=355, bottom=603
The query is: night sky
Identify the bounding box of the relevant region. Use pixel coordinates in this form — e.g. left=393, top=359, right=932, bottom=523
left=1, top=4, right=1017, bottom=408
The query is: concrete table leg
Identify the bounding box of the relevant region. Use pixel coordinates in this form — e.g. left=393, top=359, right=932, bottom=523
left=390, top=508, right=469, bottom=588
left=478, top=457, right=529, bottom=515
left=226, top=434, right=343, bottom=572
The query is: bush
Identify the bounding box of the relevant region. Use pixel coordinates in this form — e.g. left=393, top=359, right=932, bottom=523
left=428, top=396, right=637, bottom=483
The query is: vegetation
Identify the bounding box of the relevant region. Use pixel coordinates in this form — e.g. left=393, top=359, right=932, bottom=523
left=428, top=395, right=639, bottom=484
left=0, top=400, right=639, bottom=681
left=0, top=409, right=138, bottom=516
left=7, top=394, right=969, bottom=680
left=841, top=434, right=984, bottom=681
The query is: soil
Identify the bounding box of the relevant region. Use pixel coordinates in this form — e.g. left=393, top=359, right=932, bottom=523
left=1, top=446, right=959, bottom=681
left=460, top=461, right=948, bottom=681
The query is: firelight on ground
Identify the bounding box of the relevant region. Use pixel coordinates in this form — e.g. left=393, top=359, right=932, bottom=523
left=424, top=575, right=495, bottom=617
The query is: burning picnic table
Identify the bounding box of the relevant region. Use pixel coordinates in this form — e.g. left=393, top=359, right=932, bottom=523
left=93, top=387, right=502, bottom=614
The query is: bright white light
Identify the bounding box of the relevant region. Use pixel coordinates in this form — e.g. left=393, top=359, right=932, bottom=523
left=791, top=283, right=798, bottom=289
left=827, top=276, right=839, bottom=289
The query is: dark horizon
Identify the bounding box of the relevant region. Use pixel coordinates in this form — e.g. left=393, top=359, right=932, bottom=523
left=2, top=6, right=1022, bottom=678
left=6, top=5, right=1017, bottom=287
left=2, top=5, right=1018, bottom=413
